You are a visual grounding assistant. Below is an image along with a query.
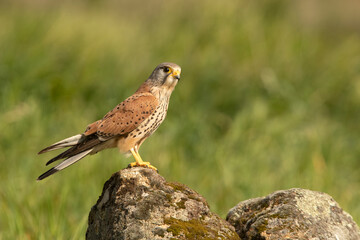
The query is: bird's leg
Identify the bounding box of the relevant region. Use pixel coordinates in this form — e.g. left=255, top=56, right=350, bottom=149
left=129, top=147, right=157, bottom=171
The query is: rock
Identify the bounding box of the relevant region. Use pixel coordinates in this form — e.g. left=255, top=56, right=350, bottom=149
left=86, top=167, right=239, bottom=240
left=226, top=188, right=360, bottom=240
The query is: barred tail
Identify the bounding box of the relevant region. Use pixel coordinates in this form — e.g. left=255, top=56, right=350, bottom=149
left=37, top=149, right=93, bottom=180
left=38, top=134, right=85, bottom=154
left=37, top=134, right=102, bottom=180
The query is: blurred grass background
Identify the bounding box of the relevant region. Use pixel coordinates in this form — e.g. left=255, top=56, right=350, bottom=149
left=1, top=0, right=360, bottom=238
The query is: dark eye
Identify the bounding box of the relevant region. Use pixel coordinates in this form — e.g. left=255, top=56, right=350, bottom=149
left=163, top=67, right=170, bottom=73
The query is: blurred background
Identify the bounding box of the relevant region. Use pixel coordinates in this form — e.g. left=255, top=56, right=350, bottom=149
left=1, top=0, right=360, bottom=238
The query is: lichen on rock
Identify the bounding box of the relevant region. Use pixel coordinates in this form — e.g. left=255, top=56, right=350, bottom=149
left=226, top=188, right=360, bottom=240
left=86, top=167, right=239, bottom=240
left=86, top=168, right=360, bottom=240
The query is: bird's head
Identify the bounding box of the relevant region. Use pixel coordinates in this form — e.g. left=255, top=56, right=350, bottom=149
left=147, top=62, right=181, bottom=90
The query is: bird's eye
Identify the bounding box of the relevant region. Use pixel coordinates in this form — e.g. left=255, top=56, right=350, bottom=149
left=163, top=67, right=171, bottom=73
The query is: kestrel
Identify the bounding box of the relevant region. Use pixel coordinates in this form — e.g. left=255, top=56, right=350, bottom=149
left=37, top=62, right=181, bottom=180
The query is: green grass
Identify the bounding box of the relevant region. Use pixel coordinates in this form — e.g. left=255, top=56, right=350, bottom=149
left=1, top=1, right=360, bottom=239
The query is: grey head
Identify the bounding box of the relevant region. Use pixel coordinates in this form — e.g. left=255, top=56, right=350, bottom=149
left=147, top=62, right=181, bottom=88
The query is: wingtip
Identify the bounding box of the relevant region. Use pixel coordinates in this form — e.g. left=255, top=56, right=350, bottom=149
left=37, top=134, right=85, bottom=155
left=37, top=168, right=58, bottom=180
left=38, top=149, right=46, bottom=155
left=38, top=146, right=52, bottom=155
left=45, top=159, right=57, bottom=166
left=37, top=174, right=45, bottom=181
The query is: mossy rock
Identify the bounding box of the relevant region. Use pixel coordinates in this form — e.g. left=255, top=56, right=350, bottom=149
left=87, top=167, right=239, bottom=240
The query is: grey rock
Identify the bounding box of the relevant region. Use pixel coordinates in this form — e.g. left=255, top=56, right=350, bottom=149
left=86, top=167, right=239, bottom=240
left=226, top=188, right=360, bottom=240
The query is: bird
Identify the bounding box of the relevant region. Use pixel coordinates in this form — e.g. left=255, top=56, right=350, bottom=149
left=37, top=62, right=181, bottom=180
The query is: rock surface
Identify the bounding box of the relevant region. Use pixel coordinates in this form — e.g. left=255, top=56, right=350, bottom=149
left=226, top=188, right=360, bottom=240
left=86, top=167, right=239, bottom=240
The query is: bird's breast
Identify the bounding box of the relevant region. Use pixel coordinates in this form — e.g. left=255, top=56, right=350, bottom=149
left=117, top=101, right=169, bottom=154
left=131, top=101, right=168, bottom=139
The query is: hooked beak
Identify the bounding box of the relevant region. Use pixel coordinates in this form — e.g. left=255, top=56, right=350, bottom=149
left=172, top=70, right=181, bottom=80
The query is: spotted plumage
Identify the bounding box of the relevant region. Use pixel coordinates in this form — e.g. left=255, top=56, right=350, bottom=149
left=37, top=62, right=181, bottom=180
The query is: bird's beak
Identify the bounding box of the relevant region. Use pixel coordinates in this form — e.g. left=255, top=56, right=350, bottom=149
left=172, top=70, right=181, bottom=80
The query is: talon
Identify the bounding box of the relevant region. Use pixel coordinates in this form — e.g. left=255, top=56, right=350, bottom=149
left=128, top=161, right=157, bottom=171
left=129, top=147, right=158, bottom=171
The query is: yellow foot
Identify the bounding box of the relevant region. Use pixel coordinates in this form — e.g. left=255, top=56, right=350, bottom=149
left=128, top=161, right=158, bottom=172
